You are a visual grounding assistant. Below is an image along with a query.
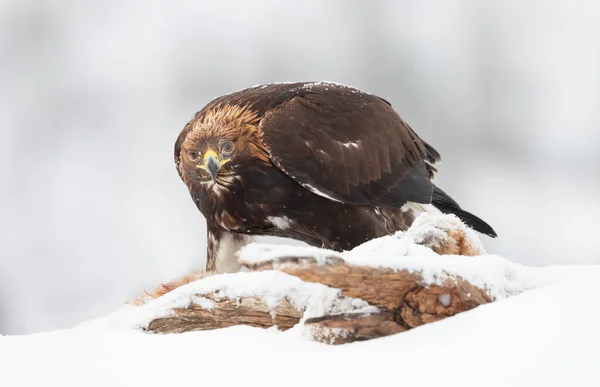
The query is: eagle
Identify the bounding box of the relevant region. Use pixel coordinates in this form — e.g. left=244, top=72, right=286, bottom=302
left=175, top=82, right=496, bottom=273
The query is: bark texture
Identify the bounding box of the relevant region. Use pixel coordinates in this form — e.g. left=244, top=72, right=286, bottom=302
left=145, top=255, right=491, bottom=343
left=147, top=294, right=303, bottom=334
left=143, top=218, right=491, bottom=344
left=305, top=312, right=406, bottom=345
left=241, top=255, right=491, bottom=329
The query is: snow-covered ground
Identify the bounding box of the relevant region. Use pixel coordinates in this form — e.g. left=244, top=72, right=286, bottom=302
left=1, top=281, right=598, bottom=386
left=1, top=226, right=599, bottom=387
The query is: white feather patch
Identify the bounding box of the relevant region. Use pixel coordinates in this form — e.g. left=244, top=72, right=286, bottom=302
left=339, top=141, right=360, bottom=149
left=402, top=202, right=443, bottom=216
left=267, top=216, right=292, bottom=230
left=302, top=183, right=343, bottom=203
left=213, top=233, right=253, bottom=273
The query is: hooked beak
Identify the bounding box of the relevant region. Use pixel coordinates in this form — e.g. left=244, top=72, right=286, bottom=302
left=205, top=154, right=219, bottom=182
left=197, top=149, right=230, bottom=182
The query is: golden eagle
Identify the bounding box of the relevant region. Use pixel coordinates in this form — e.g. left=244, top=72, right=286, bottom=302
left=175, top=82, right=496, bottom=272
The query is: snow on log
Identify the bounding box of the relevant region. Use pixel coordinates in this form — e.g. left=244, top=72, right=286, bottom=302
left=305, top=311, right=406, bottom=345
left=147, top=295, right=303, bottom=334
left=141, top=214, right=517, bottom=344
left=138, top=271, right=372, bottom=338
left=405, top=213, right=485, bottom=256
left=240, top=254, right=491, bottom=327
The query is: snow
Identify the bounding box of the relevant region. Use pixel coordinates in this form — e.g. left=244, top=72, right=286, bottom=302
left=438, top=293, right=452, bottom=307
left=407, top=210, right=477, bottom=243
left=2, top=215, right=600, bottom=386
left=247, top=81, right=365, bottom=95
left=300, top=80, right=364, bottom=92
left=126, top=271, right=371, bottom=329
left=239, top=214, right=600, bottom=301
left=1, top=279, right=599, bottom=387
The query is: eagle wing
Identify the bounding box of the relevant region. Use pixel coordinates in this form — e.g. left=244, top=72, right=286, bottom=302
left=258, top=84, right=441, bottom=207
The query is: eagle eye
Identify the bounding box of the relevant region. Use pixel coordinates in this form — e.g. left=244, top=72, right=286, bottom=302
left=220, top=141, right=234, bottom=156
left=187, top=150, right=200, bottom=162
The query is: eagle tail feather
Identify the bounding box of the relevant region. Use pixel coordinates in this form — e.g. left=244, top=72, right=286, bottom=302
left=431, top=186, right=498, bottom=238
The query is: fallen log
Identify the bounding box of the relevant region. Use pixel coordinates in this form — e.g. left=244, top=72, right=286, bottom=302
left=240, top=255, right=491, bottom=328
left=305, top=311, right=406, bottom=345
left=142, top=256, right=492, bottom=343
left=141, top=214, right=496, bottom=344
left=147, top=294, right=303, bottom=334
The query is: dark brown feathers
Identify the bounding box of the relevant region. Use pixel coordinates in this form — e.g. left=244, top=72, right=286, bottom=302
left=256, top=83, right=440, bottom=207
left=178, top=82, right=440, bottom=207
left=174, top=81, right=496, bottom=269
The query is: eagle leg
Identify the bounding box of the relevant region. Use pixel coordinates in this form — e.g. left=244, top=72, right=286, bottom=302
left=206, top=226, right=254, bottom=273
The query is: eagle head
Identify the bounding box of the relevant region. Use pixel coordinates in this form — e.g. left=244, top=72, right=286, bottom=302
left=182, top=139, right=234, bottom=183
left=175, top=103, right=270, bottom=191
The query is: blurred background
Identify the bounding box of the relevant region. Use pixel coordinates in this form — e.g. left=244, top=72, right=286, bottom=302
left=1, top=0, right=599, bottom=334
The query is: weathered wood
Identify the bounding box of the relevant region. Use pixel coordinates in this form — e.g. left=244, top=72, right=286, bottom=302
left=147, top=294, right=303, bottom=334
left=241, top=256, right=491, bottom=313
left=141, top=216, right=492, bottom=343
left=130, top=271, right=213, bottom=306
left=408, top=218, right=484, bottom=256
left=305, top=312, right=406, bottom=345
left=144, top=256, right=492, bottom=341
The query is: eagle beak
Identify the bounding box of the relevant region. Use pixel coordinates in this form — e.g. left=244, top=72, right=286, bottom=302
left=198, top=149, right=229, bottom=182
left=205, top=155, right=219, bottom=182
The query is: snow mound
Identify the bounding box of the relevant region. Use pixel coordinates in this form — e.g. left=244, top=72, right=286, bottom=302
left=239, top=214, right=599, bottom=300
left=1, top=280, right=599, bottom=387
left=111, top=271, right=372, bottom=331
left=3, top=213, right=600, bottom=386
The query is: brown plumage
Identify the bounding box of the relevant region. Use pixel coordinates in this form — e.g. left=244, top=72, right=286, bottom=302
left=175, top=82, right=496, bottom=272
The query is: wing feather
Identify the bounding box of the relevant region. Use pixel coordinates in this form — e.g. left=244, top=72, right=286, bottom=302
left=258, top=83, right=439, bottom=207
